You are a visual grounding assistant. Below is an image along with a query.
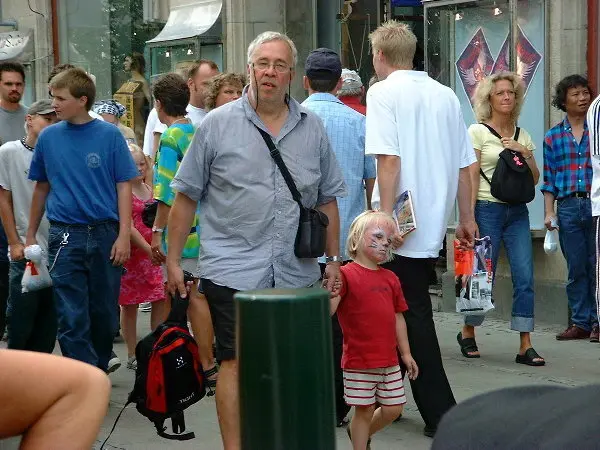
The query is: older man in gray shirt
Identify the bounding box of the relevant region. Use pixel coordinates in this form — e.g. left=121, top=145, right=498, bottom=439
left=167, top=32, right=346, bottom=450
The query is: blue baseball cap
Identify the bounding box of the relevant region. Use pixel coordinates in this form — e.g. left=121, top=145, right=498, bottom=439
left=305, top=48, right=342, bottom=79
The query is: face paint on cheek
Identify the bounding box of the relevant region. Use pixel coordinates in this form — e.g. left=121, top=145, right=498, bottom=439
left=362, top=225, right=392, bottom=262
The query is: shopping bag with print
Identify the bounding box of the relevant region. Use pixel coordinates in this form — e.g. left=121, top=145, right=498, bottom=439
left=21, top=245, right=52, bottom=293
left=455, top=237, right=494, bottom=316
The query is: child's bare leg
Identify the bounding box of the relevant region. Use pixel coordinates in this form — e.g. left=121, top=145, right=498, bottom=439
left=370, top=404, right=403, bottom=436
left=350, top=405, right=376, bottom=450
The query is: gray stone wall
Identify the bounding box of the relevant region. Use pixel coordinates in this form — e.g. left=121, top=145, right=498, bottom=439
left=223, top=0, right=316, bottom=101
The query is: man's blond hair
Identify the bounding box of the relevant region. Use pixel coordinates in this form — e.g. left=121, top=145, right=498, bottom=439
left=369, top=20, right=417, bottom=68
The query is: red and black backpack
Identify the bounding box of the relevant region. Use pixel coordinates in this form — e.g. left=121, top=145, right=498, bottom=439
left=128, top=277, right=206, bottom=440
left=100, top=273, right=206, bottom=449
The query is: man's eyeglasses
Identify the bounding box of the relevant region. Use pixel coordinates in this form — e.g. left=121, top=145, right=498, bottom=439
left=252, top=61, right=290, bottom=73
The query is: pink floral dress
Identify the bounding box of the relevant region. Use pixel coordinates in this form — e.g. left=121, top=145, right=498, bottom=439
left=118, top=189, right=164, bottom=306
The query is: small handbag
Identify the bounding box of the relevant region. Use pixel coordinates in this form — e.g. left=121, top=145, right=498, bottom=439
left=478, top=124, right=535, bottom=205
left=142, top=200, right=158, bottom=229
left=255, top=126, right=329, bottom=258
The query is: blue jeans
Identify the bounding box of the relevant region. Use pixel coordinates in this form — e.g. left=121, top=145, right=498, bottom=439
left=465, top=201, right=535, bottom=332
left=48, top=221, right=122, bottom=371
left=557, top=197, right=597, bottom=331
left=6, top=259, right=56, bottom=352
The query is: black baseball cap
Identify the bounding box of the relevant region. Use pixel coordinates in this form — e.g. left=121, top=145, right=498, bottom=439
left=305, top=48, right=342, bottom=79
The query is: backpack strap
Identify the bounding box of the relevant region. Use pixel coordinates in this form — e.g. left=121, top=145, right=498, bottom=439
left=99, top=400, right=132, bottom=449
left=479, top=168, right=492, bottom=186
left=481, top=123, right=521, bottom=142
left=154, top=412, right=195, bottom=441
left=165, top=271, right=195, bottom=325
left=478, top=124, right=522, bottom=186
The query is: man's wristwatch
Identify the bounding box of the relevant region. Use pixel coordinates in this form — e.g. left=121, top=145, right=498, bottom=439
left=325, top=256, right=343, bottom=264
left=152, top=226, right=164, bottom=233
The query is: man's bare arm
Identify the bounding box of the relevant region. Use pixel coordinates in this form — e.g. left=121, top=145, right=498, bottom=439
left=166, top=192, right=198, bottom=297
left=0, top=189, right=20, bottom=246
left=365, top=178, right=375, bottom=210
left=455, top=165, right=478, bottom=249
left=26, top=182, right=50, bottom=246
left=376, top=155, right=400, bottom=214
left=318, top=199, right=341, bottom=258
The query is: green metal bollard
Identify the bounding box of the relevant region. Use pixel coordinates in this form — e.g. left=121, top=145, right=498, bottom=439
left=236, top=288, right=336, bottom=450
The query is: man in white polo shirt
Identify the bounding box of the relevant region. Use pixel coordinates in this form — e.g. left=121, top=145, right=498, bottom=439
left=588, top=94, right=600, bottom=330
left=366, top=21, right=478, bottom=438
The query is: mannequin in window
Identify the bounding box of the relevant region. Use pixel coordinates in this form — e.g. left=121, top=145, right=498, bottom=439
left=124, top=53, right=151, bottom=146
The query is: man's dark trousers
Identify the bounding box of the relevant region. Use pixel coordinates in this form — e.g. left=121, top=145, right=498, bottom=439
left=383, top=255, right=456, bottom=430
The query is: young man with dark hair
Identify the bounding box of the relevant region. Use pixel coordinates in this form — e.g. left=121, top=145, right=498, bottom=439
left=301, top=47, right=376, bottom=428
left=0, top=100, right=59, bottom=353
left=542, top=75, right=597, bottom=341
left=25, top=68, right=138, bottom=373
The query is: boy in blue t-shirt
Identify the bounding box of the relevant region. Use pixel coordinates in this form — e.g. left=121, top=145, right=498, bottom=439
left=26, top=68, right=138, bottom=372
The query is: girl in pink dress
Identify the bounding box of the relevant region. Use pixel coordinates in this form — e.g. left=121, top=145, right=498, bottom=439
left=119, top=145, right=167, bottom=369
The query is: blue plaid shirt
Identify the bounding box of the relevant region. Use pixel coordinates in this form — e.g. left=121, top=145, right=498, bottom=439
left=541, top=117, right=592, bottom=199
left=302, top=93, right=376, bottom=261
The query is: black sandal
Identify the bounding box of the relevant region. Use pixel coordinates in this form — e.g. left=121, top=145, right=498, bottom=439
left=204, top=365, right=219, bottom=396
left=457, top=332, right=481, bottom=358
left=515, top=348, right=545, bottom=367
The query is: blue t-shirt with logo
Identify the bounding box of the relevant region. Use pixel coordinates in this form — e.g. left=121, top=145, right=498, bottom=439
left=29, top=119, right=138, bottom=224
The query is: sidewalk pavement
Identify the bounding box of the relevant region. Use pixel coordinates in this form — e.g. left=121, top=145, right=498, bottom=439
left=2, top=305, right=599, bottom=450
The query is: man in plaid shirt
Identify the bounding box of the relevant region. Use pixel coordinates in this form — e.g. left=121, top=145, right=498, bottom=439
left=542, top=75, right=597, bottom=341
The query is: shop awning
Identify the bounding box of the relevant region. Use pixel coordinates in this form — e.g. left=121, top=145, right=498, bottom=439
left=0, top=30, right=34, bottom=62
left=147, top=0, right=222, bottom=44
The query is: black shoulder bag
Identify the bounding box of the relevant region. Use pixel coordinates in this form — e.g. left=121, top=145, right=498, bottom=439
left=479, top=124, right=535, bottom=205
left=255, top=126, right=329, bottom=258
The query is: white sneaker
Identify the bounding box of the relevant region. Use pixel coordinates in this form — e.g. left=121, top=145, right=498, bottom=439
left=107, top=352, right=121, bottom=374
left=139, top=302, right=152, bottom=312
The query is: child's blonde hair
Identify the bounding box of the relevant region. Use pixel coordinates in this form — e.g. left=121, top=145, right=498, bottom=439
left=128, top=143, right=144, bottom=160
left=346, top=211, right=397, bottom=263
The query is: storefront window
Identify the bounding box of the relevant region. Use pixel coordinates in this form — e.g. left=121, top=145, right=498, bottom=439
left=58, top=0, right=163, bottom=99
left=425, top=0, right=546, bottom=229
left=148, top=42, right=223, bottom=84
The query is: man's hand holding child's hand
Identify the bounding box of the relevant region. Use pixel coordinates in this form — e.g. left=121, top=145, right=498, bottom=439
left=401, top=354, right=419, bottom=380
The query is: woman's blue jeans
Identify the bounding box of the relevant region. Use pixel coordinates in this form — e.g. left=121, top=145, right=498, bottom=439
left=465, top=201, right=535, bottom=332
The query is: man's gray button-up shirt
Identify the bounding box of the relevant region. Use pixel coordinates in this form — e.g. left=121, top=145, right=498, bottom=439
left=171, top=91, right=347, bottom=291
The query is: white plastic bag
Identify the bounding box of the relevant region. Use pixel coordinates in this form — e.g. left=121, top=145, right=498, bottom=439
left=21, top=245, right=52, bottom=293
left=455, top=237, right=494, bottom=316
left=544, top=229, right=559, bottom=254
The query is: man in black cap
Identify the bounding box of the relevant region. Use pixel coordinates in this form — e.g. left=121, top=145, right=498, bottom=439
left=301, top=48, right=376, bottom=430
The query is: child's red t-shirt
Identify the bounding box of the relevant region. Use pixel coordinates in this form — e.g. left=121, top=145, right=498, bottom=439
left=337, top=262, right=408, bottom=370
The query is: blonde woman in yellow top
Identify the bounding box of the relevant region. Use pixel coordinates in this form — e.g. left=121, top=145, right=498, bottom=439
left=457, top=72, right=545, bottom=366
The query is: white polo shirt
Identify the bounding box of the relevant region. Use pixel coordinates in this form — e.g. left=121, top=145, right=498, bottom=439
left=142, top=108, right=166, bottom=157
left=588, top=94, right=600, bottom=217
left=366, top=70, right=476, bottom=258
left=142, top=105, right=207, bottom=157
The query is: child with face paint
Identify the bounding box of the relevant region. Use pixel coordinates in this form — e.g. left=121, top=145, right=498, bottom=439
left=331, top=211, right=418, bottom=450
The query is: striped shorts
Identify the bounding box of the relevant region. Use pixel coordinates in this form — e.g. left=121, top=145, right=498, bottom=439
left=343, top=365, right=406, bottom=407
